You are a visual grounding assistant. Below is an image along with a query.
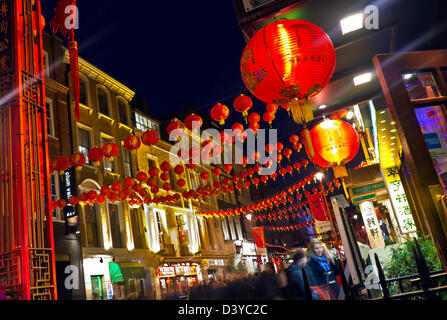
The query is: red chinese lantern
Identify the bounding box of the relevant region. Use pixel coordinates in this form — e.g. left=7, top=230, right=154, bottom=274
left=111, top=182, right=122, bottom=193
left=141, top=130, right=159, bottom=146
left=233, top=94, right=253, bottom=123
left=270, top=172, right=278, bottom=181
left=102, top=142, right=119, bottom=161
left=177, top=179, right=186, bottom=188
left=241, top=156, right=248, bottom=166
left=100, top=186, right=111, bottom=197
left=182, top=191, right=191, bottom=199
left=223, top=164, right=232, bottom=173
left=151, top=186, right=159, bottom=194
left=276, top=142, right=284, bottom=152
left=184, top=114, right=203, bottom=130
left=124, top=177, right=135, bottom=187
left=286, top=165, right=294, bottom=175
left=293, top=162, right=302, bottom=172
left=174, top=165, right=184, bottom=175
left=167, top=120, right=183, bottom=136
left=279, top=167, right=287, bottom=178
left=251, top=151, right=261, bottom=162
left=253, top=177, right=260, bottom=188
left=149, top=167, right=159, bottom=177
left=200, top=171, right=210, bottom=180
left=220, top=131, right=235, bottom=145
left=283, top=148, right=292, bottom=160
left=289, top=135, right=299, bottom=145
left=136, top=172, right=148, bottom=182
left=97, top=194, right=106, bottom=204
left=248, top=112, right=260, bottom=124
left=248, top=122, right=260, bottom=134
left=160, top=161, right=171, bottom=172
left=88, top=147, right=104, bottom=166
left=240, top=20, right=336, bottom=124
left=124, top=135, right=141, bottom=151
left=211, top=103, right=230, bottom=125
left=212, top=167, right=221, bottom=177
left=68, top=196, right=79, bottom=206
left=303, top=119, right=360, bottom=168
left=261, top=175, right=269, bottom=185
left=301, top=159, right=309, bottom=169
left=69, top=153, right=86, bottom=170
left=160, top=172, right=170, bottom=181
left=266, top=103, right=278, bottom=114
left=262, top=112, right=275, bottom=127
left=88, top=190, right=98, bottom=201
left=54, top=156, right=70, bottom=175
left=57, top=199, right=67, bottom=209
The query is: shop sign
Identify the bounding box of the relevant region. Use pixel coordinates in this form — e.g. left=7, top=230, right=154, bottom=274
left=208, top=259, right=224, bottom=267
left=252, top=227, right=267, bottom=255
left=61, top=167, right=77, bottom=218
left=175, top=265, right=197, bottom=276
left=315, top=220, right=332, bottom=234
left=106, top=283, right=114, bottom=300
left=351, top=182, right=386, bottom=196
left=157, top=266, right=175, bottom=277
left=423, top=131, right=447, bottom=158
left=352, top=193, right=376, bottom=203
left=242, top=242, right=256, bottom=256
left=360, top=201, right=385, bottom=248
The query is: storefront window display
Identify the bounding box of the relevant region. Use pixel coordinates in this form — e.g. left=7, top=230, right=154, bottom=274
left=158, top=264, right=199, bottom=298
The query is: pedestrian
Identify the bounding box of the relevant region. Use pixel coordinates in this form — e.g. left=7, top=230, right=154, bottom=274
left=253, top=262, right=281, bottom=300
left=285, top=248, right=317, bottom=300
left=305, top=238, right=340, bottom=300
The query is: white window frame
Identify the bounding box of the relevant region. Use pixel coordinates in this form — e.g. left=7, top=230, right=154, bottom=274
left=43, top=50, right=50, bottom=77
left=46, top=97, right=56, bottom=139
left=101, top=134, right=116, bottom=173
left=106, top=202, right=125, bottom=249
left=77, top=124, right=93, bottom=165
left=51, top=172, right=64, bottom=222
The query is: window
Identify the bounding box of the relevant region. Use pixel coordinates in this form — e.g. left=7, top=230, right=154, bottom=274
left=79, top=78, right=88, bottom=105
left=221, top=217, right=230, bottom=241
left=78, top=127, right=92, bottom=165
left=189, top=171, right=199, bottom=190
left=155, top=210, right=166, bottom=250
left=206, top=219, right=216, bottom=251
left=46, top=97, right=55, bottom=138
left=117, top=99, right=128, bottom=124
left=123, top=148, right=133, bottom=177
left=85, top=204, right=100, bottom=247
left=101, top=137, right=115, bottom=173
left=50, top=172, right=63, bottom=222
left=43, top=50, right=50, bottom=77
left=214, top=219, right=224, bottom=251
left=135, top=113, right=159, bottom=134
left=228, top=215, right=237, bottom=240
left=97, top=88, right=109, bottom=116
left=234, top=216, right=243, bottom=240
left=131, top=209, right=147, bottom=249
left=108, top=203, right=124, bottom=248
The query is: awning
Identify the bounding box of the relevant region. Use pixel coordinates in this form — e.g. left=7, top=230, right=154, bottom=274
left=109, top=262, right=146, bottom=282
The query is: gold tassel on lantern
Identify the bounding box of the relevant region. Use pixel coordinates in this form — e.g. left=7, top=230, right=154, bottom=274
left=290, top=98, right=314, bottom=124
left=302, top=124, right=314, bottom=159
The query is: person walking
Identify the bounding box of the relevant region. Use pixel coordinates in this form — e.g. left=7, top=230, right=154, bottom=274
left=306, top=238, right=341, bottom=300
left=285, top=248, right=316, bottom=300
left=253, top=262, right=281, bottom=300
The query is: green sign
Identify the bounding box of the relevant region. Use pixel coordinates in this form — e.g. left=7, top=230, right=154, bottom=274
left=351, top=182, right=386, bottom=195
left=352, top=193, right=376, bottom=203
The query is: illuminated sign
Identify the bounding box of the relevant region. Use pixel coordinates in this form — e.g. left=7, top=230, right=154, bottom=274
left=61, top=167, right=77, bottom=218
left=208, top=259, right=225, bottom=267
left=158, top=264, right=198, bottom=277
left=157, top=266, right=175, bottom=277
left=360, top=201, right=385, bottom=248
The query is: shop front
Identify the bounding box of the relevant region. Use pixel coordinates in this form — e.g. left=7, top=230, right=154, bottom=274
left=157, top=263, right=201, bottom=299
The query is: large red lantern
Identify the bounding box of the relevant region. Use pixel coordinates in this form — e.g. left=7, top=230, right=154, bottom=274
left=136, top=172, right=148, bottom=183
left=102, top=142, right=119, bottom=161
left=184, top=114, right=203, bottom=130
left=124, top=134, right=141, bottom=151
left=240, top=20, right=336, bottom=124
left=211, top=103, right=230, bottom=125
left=233, top=94, right=253, bottom=122
left=69, top=153, right=86, bottom=170
left=303, top=119, right=360, bottom=168
left=174, top=165, right=184, bottom=175
left=141, top=130, right=160, bottom=146
left=160, top=161, right=171, bottom=172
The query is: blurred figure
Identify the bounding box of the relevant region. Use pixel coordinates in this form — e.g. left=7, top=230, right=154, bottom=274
left=253, top=262, right=281, bottom=300
left=285, top=248, right=316, bottom=300
left=276, top=268, right=288, bottom=299
left=306, top=238, right=340, bottom=300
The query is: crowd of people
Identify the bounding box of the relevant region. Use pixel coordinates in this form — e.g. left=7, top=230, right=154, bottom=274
left=165, top=238, right=343, bottom=300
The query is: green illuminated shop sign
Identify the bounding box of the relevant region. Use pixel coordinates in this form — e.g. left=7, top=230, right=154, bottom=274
left=351, top=182, right=386, bottom=196
left=352, top=193, right=376, bottom=203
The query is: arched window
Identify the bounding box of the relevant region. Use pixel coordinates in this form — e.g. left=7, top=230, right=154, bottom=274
left=79, top=78, right=88, bottom=105
left=97, top=87, right=109, bottom=116
left=117, top=99, right=128, bottom=124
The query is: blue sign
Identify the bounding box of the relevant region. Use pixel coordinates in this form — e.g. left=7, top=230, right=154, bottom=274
left=424, top=132, right=442, bottom=149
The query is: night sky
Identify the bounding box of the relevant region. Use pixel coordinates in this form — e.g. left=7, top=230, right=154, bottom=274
left=42, top=0, right=248, bottom=121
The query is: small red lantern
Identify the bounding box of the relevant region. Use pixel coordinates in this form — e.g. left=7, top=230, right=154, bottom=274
left=211, top=103, right=230, bottom=125
left=270, top=172, right=278, bottom=181
left=177, top=179, right=186, bottom=188
left=57, top=199, right=67, bottom=209
left=167, top=120, right=183, bottom=136
left=68, top=196, right=79, bottom=206
left=279, top=167, right=287, bottom=177
left=301, top=159, right=309, bottom=169
left=88, top=147, right=104, bottom=166
left=160, top=161, right=171, bottom=172
left=149, top=167, right=159, bottom=177
left=97, top=194, right=106, bottom=204
left=248, top=122, right=260, bottom=134
left=223, top=164, right=232, bottom=173
left=283, top=148, right=292, bottom=160
left=212, top=167, right=222, bottom=177
left=141, top=130, right=160, bottom=146
left=233, top=94, right=253, bottom=123
left=251, top=151, right=261, bottom=162
left=88, top=190, right=97, bottom=201
left=184, top=114, right=203, bottom=130
left=124, top=134, right=141, bottom=151
left=232, top=123, right=244, bottom=135
left=262, top=112, right=275, bottom=127
left=136, top=172, right=148, bottom=182
left=151, top=186, right=160, bottom=194
left=69, top=153, right=86, bottom=170
left=174, top=165, right=184, bottom=175
left=200, top=171, right=210, bottom=180
left=55, top=156, right=70, bottom=175
left=111, top=182, right=122, bottom=193
left=266, top=103, right=278, bottom=114
left=160, top=172, right=170, bottom=181
left=276, top=142, right=284, bottom=152
left=124, top=177, right=135, bottom=187
left=102, top=142, right=119, bottom=161
left=293, top=162, right=302, bottom=172
left=248, top=112, right=260, bottom=124
left=289, top=135, right=299, bottom=145
left=182, top=191, right=191, bottom=199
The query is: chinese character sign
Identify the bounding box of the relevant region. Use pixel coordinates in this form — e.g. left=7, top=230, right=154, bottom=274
left=385, top=167, right=416, bottom=234
left=360, top=201, right=385, bottom=248
left=0, top=0, right=12, bottom=75
left=252, top=227, right=267, bottom=255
